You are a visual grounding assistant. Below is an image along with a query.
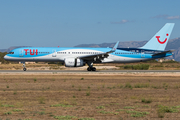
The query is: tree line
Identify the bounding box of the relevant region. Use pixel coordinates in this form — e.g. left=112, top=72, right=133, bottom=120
left=0, top=52, right=10, bottom=64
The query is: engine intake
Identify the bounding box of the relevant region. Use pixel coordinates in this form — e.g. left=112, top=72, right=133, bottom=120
left=64, top=58, right=84, bottom=67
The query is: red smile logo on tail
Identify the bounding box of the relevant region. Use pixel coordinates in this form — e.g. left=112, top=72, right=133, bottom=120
left=156, top=33, right=169, bottom=44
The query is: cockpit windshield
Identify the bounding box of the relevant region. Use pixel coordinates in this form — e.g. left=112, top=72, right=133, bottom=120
left=8, top=52, right=14, bottom=54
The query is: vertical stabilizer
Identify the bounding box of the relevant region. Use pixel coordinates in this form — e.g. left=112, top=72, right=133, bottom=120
left=141, top=23, right=175, bottom=51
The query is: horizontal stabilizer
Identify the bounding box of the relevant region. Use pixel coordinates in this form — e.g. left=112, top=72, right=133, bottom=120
left=152, top=50, right=175, bottom=56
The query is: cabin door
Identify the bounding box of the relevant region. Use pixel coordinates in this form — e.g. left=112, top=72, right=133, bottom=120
left=52, top=50, right=57, bottom=57
left=19, top=49, right=23, bottom=57
left=141, top=50, right=145, bottom=58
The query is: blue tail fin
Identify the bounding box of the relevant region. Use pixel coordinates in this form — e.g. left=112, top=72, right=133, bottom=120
left=141, top=23, right=175, bottom=51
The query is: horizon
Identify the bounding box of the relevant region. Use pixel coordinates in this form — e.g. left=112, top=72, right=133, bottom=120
left=1, top=0, right=180, bottom=49
left=1, top=37, right=179, bottom=50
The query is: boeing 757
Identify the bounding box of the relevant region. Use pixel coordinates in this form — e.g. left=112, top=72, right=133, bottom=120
left=4, top=23, right=175, bottom=71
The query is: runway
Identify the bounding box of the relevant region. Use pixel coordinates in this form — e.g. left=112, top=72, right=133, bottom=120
left=0, top=70, right=180, bottom=73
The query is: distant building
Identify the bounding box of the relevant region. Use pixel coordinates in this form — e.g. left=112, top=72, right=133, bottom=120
left=158, top=58, right=175, bottom=63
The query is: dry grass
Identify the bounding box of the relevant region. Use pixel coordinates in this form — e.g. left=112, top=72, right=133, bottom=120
left=0, top=74, right=180, bottom=119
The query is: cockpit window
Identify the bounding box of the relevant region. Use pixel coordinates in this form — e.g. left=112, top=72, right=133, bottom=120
left=9, top=52, right=14, bottom=54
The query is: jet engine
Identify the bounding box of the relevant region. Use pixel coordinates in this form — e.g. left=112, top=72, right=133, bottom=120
left=64, top=58, right=84, bottom=67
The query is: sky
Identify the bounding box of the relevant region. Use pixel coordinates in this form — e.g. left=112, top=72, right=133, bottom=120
left=0, top=0, right=180, bottom=49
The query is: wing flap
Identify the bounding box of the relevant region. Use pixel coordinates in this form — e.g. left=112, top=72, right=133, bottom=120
left=78, top=53, right=109, bottom=61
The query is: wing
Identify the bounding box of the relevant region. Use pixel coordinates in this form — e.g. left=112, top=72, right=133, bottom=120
left=78, top=41, right=119, bottom=61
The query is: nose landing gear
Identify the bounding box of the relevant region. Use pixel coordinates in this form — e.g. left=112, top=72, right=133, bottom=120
left=22, top=62, right=27, bottom=71
left=23, top=67, right=26, bottom=71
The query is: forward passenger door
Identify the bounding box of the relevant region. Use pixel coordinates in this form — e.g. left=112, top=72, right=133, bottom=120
left=52, top=50, right=57, bottom=57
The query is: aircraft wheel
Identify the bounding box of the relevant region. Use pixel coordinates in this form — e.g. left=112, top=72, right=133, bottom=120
left=87, top=67, right=91, bottom=71
left=23, top=68, right=26, bottom=71
left=92, top=67, right=96, bottom=71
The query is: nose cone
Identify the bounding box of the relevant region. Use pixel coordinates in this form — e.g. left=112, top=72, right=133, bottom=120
left=4, top=55, right=9, bottom=60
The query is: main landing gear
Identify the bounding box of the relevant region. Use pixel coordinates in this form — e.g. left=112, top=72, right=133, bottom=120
left=87, top=67, right=96, bottom=71
left=87, top=61, right=96, bottom=71
left=22, top=62, right=27, bottom=71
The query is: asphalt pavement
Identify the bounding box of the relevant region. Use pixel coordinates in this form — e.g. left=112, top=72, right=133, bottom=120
left=0, top=70, right=180, bottom=73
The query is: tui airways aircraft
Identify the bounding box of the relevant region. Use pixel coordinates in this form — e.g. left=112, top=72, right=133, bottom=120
left=4, top=23, right=175, bottom=71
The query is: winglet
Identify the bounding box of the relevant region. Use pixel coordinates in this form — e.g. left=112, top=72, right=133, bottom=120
left=113, top=41, right=119, bottom=51
left=107, top=41, right=119, bottom=53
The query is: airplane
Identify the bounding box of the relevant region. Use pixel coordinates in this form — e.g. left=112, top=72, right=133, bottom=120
left=4, top=23, right=175, bottom=71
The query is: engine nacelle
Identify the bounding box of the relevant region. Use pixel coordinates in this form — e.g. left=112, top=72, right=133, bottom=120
left=64, top=58, right=84, bottom=67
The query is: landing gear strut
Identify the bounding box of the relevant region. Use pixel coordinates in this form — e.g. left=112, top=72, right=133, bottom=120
left=87, top=61, right=96, bottom=71
left=22, top=62, right=27, bottom=71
